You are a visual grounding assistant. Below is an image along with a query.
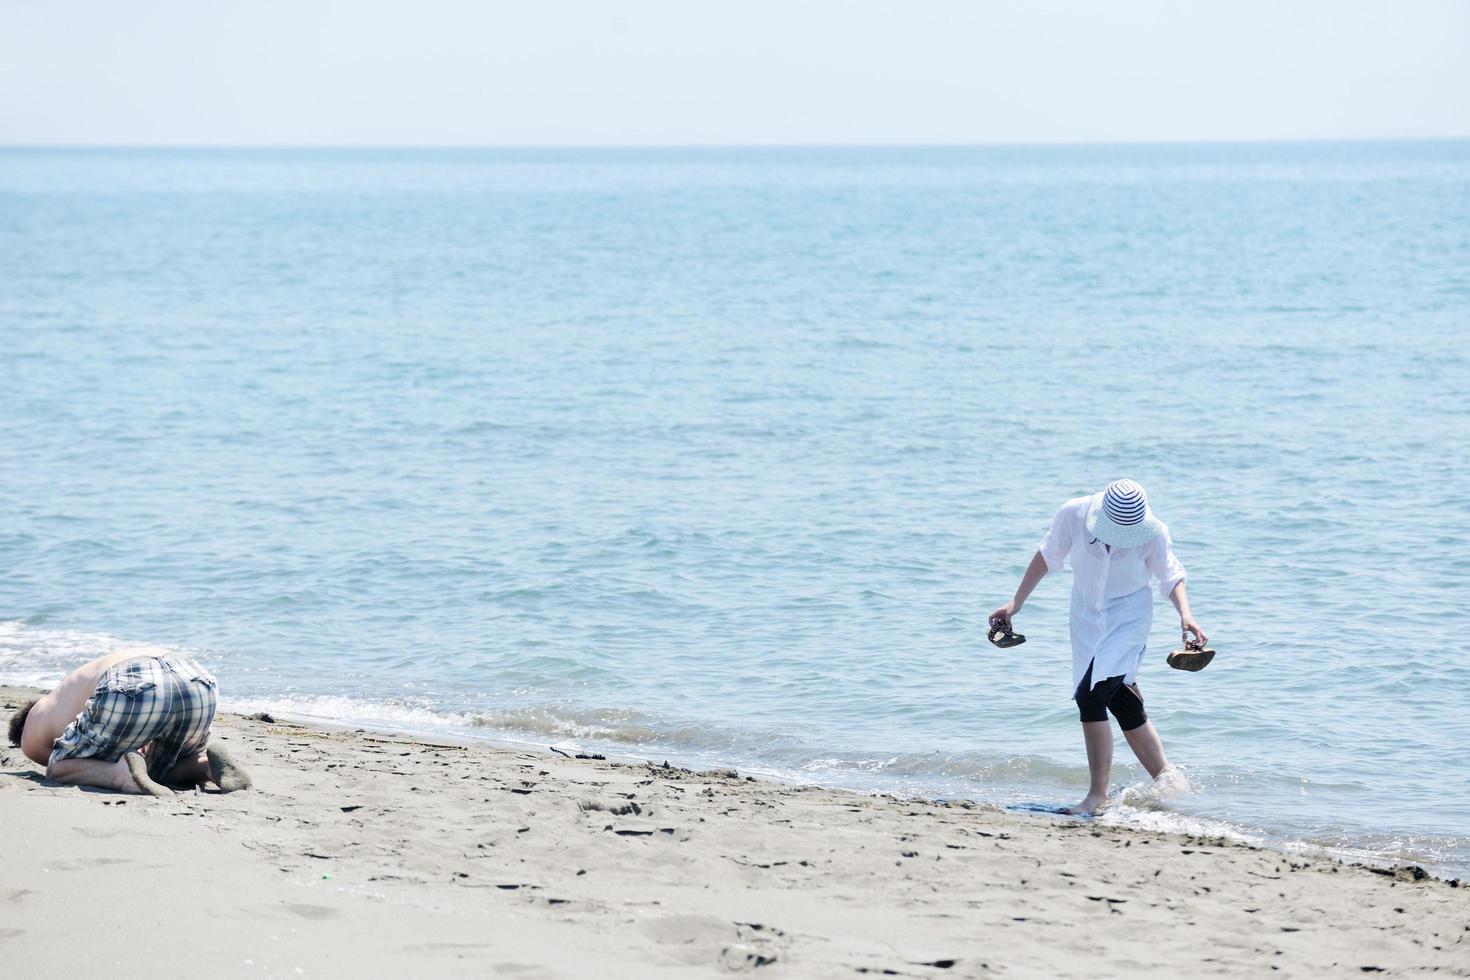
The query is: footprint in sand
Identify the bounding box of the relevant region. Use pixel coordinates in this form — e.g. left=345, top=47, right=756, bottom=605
left=281, top=904, right=341, bottom=921
left=45, top=857, right=132, bottom=871
left=74, top=827, right=123, bottom=839
left=640, top=915, right=783, bottom=969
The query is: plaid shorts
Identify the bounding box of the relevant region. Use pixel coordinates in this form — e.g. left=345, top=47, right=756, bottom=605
left=50, top=655, right=218, bottom=781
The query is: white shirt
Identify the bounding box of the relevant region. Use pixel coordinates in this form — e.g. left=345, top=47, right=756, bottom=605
left=1037, top=494, right=1187, bottom=692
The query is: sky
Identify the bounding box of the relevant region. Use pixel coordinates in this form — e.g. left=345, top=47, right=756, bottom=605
left=1, top=0, right=1467, bottom=146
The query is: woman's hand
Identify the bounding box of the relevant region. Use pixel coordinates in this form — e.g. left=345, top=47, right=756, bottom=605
left=1181, top=617, right=1209, bottom=648
left=990, top=601, right=1019, bottom=629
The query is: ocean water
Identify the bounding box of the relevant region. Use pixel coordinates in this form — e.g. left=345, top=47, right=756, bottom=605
left=2, top=143, right=1468, bottom=877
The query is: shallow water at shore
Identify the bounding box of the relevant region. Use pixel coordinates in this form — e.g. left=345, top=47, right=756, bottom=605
left=2, top=143, right=1468, bottom=877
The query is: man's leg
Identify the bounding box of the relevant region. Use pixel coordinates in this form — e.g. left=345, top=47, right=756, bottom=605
left=48, top=752, right=170, bottom=796
left=159, top=749, right=211, bottom=789
left=1063, top=721, right=1113, bottom=814
left=156, top=661, right=249, bottom=792
left=158, top=744, right=252, bottom=792
left=206, top=743, right=252, bottom=792
left=1122, top=720, right=1169, bottom=779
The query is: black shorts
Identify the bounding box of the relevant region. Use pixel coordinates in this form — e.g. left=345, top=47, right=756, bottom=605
left=1074, top=659, right=1147, bottom=731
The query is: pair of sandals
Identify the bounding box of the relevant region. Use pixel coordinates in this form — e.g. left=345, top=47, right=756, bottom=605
left=988, top=620, right=1215, bottom=673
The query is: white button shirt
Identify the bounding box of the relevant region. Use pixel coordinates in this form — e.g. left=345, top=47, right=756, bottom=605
left=1037, top=494, right=1187, bottom=693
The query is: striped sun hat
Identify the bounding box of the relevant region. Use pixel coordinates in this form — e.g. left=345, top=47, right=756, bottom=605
left=1085, top=479, right=1165, bottom=548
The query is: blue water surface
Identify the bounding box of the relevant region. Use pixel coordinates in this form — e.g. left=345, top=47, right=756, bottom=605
left=2, top=143, right=1468, bottom=874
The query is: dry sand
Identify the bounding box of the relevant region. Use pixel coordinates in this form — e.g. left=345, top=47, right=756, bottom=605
left=1, top=685, right=1466, bottom=979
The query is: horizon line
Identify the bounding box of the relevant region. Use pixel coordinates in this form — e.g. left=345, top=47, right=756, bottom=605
left=3, top=134, right=1469, bottom=153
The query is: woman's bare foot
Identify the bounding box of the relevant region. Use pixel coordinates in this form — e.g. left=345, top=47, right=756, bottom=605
left=1061, top=792, right=1108, bottom=815
left=206, top=743, right=252, bottom=793
left=122, top=752, right=172, bottom=797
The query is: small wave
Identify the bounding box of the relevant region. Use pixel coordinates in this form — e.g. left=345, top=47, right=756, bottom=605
left=223, top=695, right=747, bottom=756
left=795, top=750, right=1087, bottom=789
left=1088, top=770, right=1464, bottom=878
left=469, top=705, right=664, bottom=744
left=222, top=694, right=475, bottom=733
left=1111, top=765, right=1195, bottom=811
left=1090, top=769, right=1273, bottom=848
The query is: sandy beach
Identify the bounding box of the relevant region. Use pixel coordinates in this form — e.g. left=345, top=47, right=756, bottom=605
left=1, top=686, right=1465, bottom=979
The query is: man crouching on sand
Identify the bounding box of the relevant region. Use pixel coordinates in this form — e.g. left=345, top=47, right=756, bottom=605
left=7, top=648, right=251, bottom=796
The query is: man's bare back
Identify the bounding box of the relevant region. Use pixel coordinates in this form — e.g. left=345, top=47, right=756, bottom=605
left=18, top=647, right=170, bottom=766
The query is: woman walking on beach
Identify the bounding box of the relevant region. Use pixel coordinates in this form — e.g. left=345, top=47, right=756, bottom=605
left=990, top=480, right=1208, bottom=814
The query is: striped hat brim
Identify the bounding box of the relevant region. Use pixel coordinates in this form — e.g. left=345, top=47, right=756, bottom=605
left=1086, top=503, right=1164, bottom=548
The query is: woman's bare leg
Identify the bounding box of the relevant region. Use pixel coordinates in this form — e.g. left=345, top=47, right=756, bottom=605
left=1122, top=721, right=1169, bottom=779
left=1063, top=721, right=1113, bottom=814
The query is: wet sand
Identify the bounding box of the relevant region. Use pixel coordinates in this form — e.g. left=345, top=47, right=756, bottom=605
left=2, top=685, right=1466, bottom=978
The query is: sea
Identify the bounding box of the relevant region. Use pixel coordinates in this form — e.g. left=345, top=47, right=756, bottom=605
left=2, top=142, right=1467, bottom=877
